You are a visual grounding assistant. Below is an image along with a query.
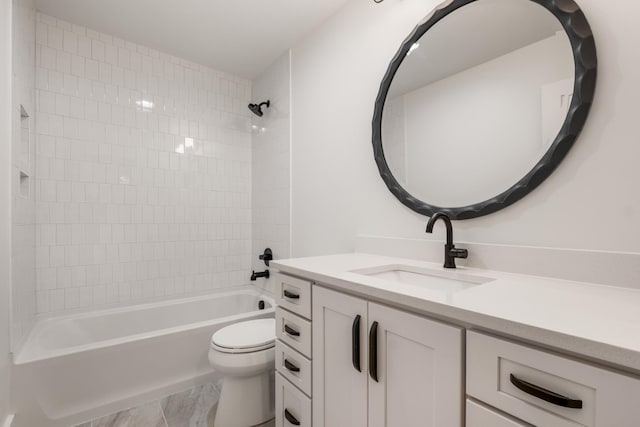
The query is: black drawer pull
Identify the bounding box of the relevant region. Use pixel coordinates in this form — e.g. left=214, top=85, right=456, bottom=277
left=284, top=359, right=300, bottom=372
left=283, top=290, right=300, bottom=299
left=284, top=409, right=301, bottom=425
left=284, top=324, right=300, bottom=337
left=369, top=321, right=379, bottom=382
left=510, top=374, right=583, bottom=409
left=352, top=315, right=361, bottom=372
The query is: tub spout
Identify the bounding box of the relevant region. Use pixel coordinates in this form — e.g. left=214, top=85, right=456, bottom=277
left=251, top=270, right=270, bottom=281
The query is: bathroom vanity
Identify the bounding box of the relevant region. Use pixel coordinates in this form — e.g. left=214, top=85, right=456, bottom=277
left=271, top=253, right=640, bottom=427
left=271, top=0, right=616, bottom=424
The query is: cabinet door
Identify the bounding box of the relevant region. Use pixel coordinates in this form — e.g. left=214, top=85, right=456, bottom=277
left=368, top=302, right=463, bottom=427
left=312, top=286, right=368, bottom=427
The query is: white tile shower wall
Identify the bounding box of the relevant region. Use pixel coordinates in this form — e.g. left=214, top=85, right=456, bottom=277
left=34, top=13, right=253, bottom=313
left=11, top=0, right=36, bottom=349
left=251, top=51, right=291, bottom=295
left=1, top=0, right=15, bottom=418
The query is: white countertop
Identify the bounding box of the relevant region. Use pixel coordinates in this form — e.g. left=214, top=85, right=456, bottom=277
left=272, top=253, right=640, bottom=375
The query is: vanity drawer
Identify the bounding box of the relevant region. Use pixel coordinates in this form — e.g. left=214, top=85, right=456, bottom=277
left=466, top=399, right=528, bottom=427
left=276, top=372, right=312, bottom=427
left=276, top=306, right=312, bottom=358
left=467, top=331, right=640, bottom=427
left=275, top=273, right=312, bottom=320
left=276, top=340, right=312, bottom=397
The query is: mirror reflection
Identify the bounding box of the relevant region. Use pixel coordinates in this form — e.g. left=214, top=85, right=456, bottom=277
left=381, top=0, right=574, bottom=208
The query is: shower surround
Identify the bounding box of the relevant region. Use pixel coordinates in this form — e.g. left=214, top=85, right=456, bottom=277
left=34, top=13, right=253, bottom=314
left=11, top=0, right=37, bottom=350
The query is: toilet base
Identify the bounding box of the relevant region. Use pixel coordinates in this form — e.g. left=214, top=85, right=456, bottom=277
left=214, top=369, right=275, bottom=427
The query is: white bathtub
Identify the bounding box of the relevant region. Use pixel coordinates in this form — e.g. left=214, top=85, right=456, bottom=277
left=12, top=286, right=274, bottom=427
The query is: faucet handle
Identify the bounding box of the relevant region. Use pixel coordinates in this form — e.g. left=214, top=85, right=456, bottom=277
left=449, top=248, right=468, bottom=259
left=259, top=248, right=273, bottom=266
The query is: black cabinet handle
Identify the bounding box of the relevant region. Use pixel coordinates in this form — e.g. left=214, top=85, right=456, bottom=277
left=352, top=315, right=361, bottom=372
left=369, top=321, right=379, bottom=382
left=283, top=290, right=300, bottom=299
left=284, top=324, right=300, bottom=337
left=284, top=409, right=301, bottom=425
left=510, top=374, right=583, bottom=409
left=284, top=359, right=300, bottom=372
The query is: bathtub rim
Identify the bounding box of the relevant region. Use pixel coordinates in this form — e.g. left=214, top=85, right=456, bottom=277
left=14, top=285, right=275, bottom=365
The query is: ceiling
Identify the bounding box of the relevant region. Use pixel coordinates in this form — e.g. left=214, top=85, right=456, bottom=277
left=35, top=0, right=349, bottom=79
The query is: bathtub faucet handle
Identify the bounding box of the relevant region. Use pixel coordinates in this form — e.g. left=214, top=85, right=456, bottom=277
left=251, top=270, right=270, bottom=281
left=259, top=248, right=273, bottom=266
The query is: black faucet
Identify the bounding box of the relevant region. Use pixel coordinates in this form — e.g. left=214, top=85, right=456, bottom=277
left=425, top=212, right=468, bottom=269
left=251, top=270, right=270, bottom=281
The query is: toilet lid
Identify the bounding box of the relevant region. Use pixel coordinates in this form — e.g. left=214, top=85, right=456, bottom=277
left=211, top=318, right=275, bottom=353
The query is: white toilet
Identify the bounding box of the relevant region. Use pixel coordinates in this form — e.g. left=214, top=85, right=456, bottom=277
left=208, top=318, right=276, bottom=427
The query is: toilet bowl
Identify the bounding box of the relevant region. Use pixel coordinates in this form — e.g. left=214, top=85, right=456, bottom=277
left=208, top=318, right=276, bottom=427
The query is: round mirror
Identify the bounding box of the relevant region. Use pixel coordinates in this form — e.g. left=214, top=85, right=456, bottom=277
left=373, top=0, right=596, bottom=219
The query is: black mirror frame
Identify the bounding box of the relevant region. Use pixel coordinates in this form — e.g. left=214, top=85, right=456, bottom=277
left=372, top=0, right=597, bottom=220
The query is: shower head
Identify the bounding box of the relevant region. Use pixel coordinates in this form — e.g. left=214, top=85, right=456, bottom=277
left=248, top=100, right=270, bottom=117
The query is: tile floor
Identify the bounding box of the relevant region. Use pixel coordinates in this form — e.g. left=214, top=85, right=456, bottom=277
left=73, top=381, right=274, bottom=427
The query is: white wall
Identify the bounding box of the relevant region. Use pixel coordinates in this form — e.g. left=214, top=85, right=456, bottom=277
left=1, top=0, right=13, bottom=418
left=251, top=51, right=291, bottom=294
left=291, top=0, right=640, bottom=256
left=11, top=0, right=36, bottom=351
left=34, top=13, right=253, bottom=314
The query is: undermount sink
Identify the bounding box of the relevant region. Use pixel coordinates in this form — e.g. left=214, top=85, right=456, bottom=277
left=351, top=264, right=494, bottom=294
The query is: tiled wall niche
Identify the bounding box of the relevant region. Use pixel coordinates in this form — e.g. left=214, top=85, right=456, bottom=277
left=34, top=13, right=253, bottom=313
left=12, top=0, right=37, bottom=348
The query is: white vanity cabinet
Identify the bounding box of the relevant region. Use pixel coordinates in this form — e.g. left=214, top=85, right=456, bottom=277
left=466, top=331, right=640, bottom=427
left=466, top=400, right=529, bottom=427
left=272, top=253, right=640, bottom=427
left=312, top=285, right=464, bottom=427
left=274, top=273, right=313, bottom=427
